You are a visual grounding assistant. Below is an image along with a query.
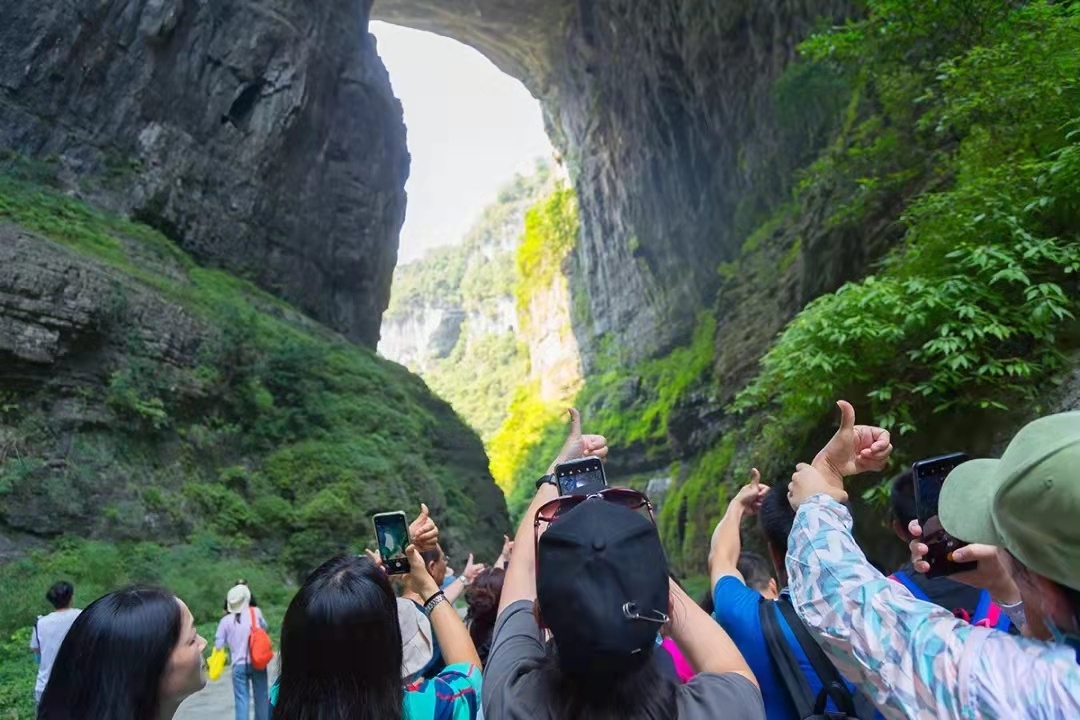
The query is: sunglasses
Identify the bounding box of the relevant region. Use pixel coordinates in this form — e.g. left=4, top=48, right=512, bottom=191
left=533, top=488, right=655, bottom=556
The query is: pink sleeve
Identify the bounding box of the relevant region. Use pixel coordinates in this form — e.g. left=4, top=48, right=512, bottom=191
left=661, top=638, right=695, bottom=683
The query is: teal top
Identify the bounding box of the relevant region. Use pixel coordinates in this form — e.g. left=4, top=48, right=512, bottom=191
left=269, top=662, right=481, bottom=719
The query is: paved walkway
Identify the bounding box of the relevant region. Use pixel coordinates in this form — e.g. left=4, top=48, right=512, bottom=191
left=176, top=657, right=279, bottom=720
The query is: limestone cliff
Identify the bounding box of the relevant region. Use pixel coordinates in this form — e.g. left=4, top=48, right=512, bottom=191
left=0, top=0, right=408, bottom=346
left=0, top=175, right=507, bottom=570
left=376, top=0, right=855, bottom=363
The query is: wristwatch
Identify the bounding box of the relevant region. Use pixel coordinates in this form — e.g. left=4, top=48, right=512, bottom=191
left=535, top=473, right=556, bottom=490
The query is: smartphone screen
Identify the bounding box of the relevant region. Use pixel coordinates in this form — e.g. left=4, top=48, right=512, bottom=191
left=912, top=453, right=976, bottom=578
left=555, top=457, right=607, bottom=496
left=372, top=512, right=410, bottom=575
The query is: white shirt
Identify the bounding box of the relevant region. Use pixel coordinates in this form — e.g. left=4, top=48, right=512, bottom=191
left=30, top=608, right=81, bottom=696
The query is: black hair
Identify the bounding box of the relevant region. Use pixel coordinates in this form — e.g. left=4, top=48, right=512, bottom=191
left=890, top=470, right=918, bottom=528
left=759, top=487, right=798, bottom=555
left=46, top=581, right=74, bottom=610
left=419, top=547, right=443, bottom=567
left=465, top=567, right=505, bottom=665
left=37, top=587, right=181, bottom=720
left=737, top=551, right=775, bottom=594
left=537, top=647, right=679, bottom=720
left=272, top=555, right=404, bottom=720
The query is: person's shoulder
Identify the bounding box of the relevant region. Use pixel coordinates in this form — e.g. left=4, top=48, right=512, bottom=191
left=679, top=672, right=766, bottom=719
left=712, top=576, right=762, bottom=622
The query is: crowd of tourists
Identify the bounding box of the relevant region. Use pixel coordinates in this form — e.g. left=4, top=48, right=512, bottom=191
left=27, top=402, right=1080, bottom=719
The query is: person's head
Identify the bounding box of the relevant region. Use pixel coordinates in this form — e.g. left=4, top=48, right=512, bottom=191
left=37, top=587, right=206, bottom=720
left=464, top=567, right=506, bottom=664
left=274, top=554, right=404, bottom=720
left=758, top=487, right=797, bottom=586
left=227, top=583, right=251, bottom=623
left=889, top=469, right=918, bottom=543
left=419, top=545, right=448, bottom=587
left=737, top=551, right=779, bottom=599
left=46, top=581, right=74, bottom=610
left=535, top=498, right=678, bottom=720
left=939, top=412, right=1080, bottom=642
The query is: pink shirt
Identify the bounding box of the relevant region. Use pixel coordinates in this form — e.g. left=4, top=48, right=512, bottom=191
left=662, top=637, right=695, bottom=683
left=215, top=608, right=267, bottom=666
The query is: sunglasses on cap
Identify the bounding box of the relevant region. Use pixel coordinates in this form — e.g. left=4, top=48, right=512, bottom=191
left=533, top=488, right=656, bottom=555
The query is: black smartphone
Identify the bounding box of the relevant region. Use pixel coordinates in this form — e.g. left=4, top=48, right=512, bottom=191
left=911, top=453, right=976, bottom=578
left=554, top=456, right=607, bottom=496
left=372, top=511, right=410, bottom=575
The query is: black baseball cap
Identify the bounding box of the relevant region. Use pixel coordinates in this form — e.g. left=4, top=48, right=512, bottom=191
left=537, top=498, right=670, bottom=675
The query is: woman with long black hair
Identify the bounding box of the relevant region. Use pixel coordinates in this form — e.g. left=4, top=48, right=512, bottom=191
left=270, top=521, right=482, bottom=719
left=37, top=586, right=207, bottom=720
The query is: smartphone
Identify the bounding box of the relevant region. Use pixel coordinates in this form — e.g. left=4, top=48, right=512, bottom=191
left=554, top=456, right=607, bottom=496
left=372, top=511, right=410, bottom=575
left=911, top=453, right=976, bottom=578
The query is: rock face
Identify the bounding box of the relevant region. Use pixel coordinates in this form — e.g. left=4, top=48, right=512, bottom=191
left=0, top=0, right=407, bottom=346
left=0, top=217, right=507, bottom=567
left=375, top=0, right=854, bottom=363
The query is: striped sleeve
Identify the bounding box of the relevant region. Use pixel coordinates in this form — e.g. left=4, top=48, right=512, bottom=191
left=786, top=493, right=1080, bottom=719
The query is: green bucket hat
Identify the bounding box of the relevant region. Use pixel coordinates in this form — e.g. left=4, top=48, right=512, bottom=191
left=939, top=411, right=1080, bottom=591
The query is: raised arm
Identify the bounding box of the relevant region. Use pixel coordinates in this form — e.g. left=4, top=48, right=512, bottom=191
left=407, top=545, right=482, bottom=669
left=499, top=408, right=607, bottom=615
left=668, top=579, right=757, bottom=685
left=708, top=469, right=767, bottom=589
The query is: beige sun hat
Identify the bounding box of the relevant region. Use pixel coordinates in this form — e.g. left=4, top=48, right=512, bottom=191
left=227, top=584, right=252, bottom=614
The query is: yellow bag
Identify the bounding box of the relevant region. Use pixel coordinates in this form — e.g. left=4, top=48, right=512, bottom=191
left=207, top=647, right=227, bottom=682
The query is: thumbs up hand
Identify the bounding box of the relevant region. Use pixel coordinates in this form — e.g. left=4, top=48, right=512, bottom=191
left=409, top=503, right=439, bottom=551
left=546, top=408, right=608, bottom=474
left=811, top=400, right=893, bottom=485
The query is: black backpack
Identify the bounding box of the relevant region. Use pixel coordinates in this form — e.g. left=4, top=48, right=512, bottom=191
left=758, top=597, right=875, bottom=720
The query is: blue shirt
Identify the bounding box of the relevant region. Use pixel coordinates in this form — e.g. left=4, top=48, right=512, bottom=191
left=713, top=576, right=877, bottom=720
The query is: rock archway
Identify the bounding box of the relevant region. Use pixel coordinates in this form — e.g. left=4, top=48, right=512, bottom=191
left=374, top=0, right=854, bottom=363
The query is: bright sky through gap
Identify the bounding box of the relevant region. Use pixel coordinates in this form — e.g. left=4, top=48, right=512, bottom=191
left=370, top=22, right=555, bottom=264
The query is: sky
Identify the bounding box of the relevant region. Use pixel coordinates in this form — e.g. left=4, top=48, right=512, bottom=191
left=370, top=22, right=554, bottom=263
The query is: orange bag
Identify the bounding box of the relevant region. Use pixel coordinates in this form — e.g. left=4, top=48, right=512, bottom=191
left=248, top=607, right=273, bottom=671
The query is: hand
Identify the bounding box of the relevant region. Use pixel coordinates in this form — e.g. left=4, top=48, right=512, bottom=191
left=733, top=469, right=769, bottom=515
left=788, top=463, right=848, bottom=510
left=907, top=520, right=1021, bottom=604
left=406, top=545, right=440, bottom=599
left=363, top=548, right=385, bottom=571
left=546, top=408, right=608, bottom=474
left=462, top=553, right=487, bottom=583
left=812, top=400, right=893, bottom=484
left=409, top=503, right=438, bottom=551
left=498, top=534, right=513, bottom=562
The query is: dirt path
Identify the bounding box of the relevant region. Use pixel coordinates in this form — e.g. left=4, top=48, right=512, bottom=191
left=176, top=657, right=279, bottom=720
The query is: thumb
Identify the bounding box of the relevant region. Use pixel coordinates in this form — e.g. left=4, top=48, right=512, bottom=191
left=750, top=468, right=761, bottom=489
left=836, top=400, right=856, bottom=432
left=466, top=552, right=474, bottom=567
left=566, top=407, right=582, bottom=441
left=405, top=545, right=425, bottom=571
left=418, top=502, right=429, bottom=519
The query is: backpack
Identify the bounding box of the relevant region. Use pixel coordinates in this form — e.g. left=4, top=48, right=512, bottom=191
left=758, top=598, right=875, bottom=720
left=889, top=571, right=1011, bottom=632
left=248, top=607, right=273, bottom=671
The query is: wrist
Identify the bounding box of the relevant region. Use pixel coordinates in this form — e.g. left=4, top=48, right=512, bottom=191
left=416, top=579, right=440, bottom=599
left=988, top=579, right=1022, bottom=606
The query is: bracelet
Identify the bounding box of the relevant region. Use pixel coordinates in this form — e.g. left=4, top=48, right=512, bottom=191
left=423, top=590, right=447, bottom=614
left=999, top=598, right=1026, bottom=629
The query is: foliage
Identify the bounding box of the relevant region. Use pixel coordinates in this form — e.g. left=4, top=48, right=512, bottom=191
left=735, top=2, right=1080, bottom=442
left=487, top=383, right=566, bottom=493
left=515, top=185, right=579, bottom=320
left=0, top=171, right=504, bottom=583
left=659, top=438, right=736, bottom=572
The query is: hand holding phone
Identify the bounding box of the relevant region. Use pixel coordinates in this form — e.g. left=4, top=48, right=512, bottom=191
left=554, top=456, right=607, bottom=496
left=912, top=453, right=977, bottom=578
left=372, top=511, right=410, bottom=574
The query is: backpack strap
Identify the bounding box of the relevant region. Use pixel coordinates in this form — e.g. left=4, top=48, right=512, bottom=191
left=889, top=571, right=930, bottom=602
left=972, top=589, right=1011, bottom=632
left=758, top=597, right=815, bottom=718
left=775, top=598, right=859, bottom=718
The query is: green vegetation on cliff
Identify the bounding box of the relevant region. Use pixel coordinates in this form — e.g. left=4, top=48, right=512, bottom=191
left=0, top=164, right=507, bottom=715
left=654, top=0, right=1080, bottom=571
